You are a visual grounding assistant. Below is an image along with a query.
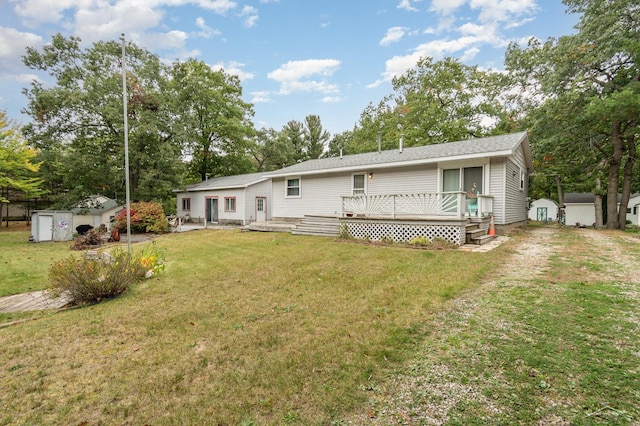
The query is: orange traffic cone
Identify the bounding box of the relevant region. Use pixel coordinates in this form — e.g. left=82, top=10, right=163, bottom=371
left=488, top=216, right=496, bottom=236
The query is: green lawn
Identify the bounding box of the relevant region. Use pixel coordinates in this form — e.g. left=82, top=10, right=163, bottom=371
left=1, top=226, right=638, bottom=425
left=0, top=223, right=77, bottom=297
left=0, top=228, right=493, bottom=425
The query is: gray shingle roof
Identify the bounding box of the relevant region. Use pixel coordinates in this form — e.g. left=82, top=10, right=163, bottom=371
left=266, top=131, right=530, bottom=177
left=182, top=172, right=268, bottom=192
left=71, top=197, right=122, bottom=215
left=563, top=193, right=595, bottom=204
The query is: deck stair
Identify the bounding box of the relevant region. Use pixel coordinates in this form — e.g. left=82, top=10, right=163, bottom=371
left=291, top=215, right=341, bottom=237
left=465, top=219, right=496, bottom=245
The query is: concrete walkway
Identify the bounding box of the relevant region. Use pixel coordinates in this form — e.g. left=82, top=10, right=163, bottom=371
left=0, top=290, right=71, bottom=313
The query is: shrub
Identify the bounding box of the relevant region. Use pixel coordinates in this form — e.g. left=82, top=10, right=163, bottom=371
left=380, top=235, right=394, bottom=245
left=338, top=223, right=353, bottom=239
left=48, top=245, right=165, bottom=305
left=409, top=236, right=430, bottom=247
left=113, top=201, right=169, bottom=234
left=134, top=243, right=166, bottom=276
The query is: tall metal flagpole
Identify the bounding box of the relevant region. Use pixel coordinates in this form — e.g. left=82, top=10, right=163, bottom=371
left=121, top=34, right=132, bottom=252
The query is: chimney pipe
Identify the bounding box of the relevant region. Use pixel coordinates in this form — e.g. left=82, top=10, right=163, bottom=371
left=340, top=149, right=343, bottom=159
left=377, top=131, right=381, bottom=154
left=399, top=133, right=404, bottom=153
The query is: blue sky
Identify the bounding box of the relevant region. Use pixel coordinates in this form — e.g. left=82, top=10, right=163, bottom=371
left=0, top=0, right=579, bottom=136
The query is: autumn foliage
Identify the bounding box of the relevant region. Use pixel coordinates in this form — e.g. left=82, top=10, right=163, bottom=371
left=113, top=201, right=169, bottom=234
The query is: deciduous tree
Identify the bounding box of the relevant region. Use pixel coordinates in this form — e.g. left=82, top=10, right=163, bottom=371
left=505, top=0, right=639, bottom=229
left=0, top=111, right=44, bottom=224
left=22, top=34, right=183, bottom=207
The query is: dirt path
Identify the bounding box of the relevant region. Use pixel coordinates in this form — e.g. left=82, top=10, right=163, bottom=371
left=345, top=226, right=640, bottom=424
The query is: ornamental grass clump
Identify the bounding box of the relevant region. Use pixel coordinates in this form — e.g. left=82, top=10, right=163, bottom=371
left=49, top=245, right=165, bottom=305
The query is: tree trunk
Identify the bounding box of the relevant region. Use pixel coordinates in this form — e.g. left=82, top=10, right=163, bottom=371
left=606, top=121, right=623, bottom=229
left=556, top=175, right=563, bottom=206
left=594, top=178, right=604, bottom=228
left=617, top=134, right=637, bottom=230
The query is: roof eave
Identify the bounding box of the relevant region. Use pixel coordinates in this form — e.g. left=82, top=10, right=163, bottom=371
left=181, top=177, right=269, bottom=192
left=265, top=150, right=514, bottom=178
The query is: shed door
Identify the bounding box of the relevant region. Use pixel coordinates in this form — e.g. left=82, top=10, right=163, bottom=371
left=38, top=215, right=53, bottom=242
left=536, top=207, right=548, bottom=222
left=255, top=197, right=267, bottom=222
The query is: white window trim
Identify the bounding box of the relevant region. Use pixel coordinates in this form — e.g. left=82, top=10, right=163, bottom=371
left=285, top=177, right=301, bottom=198
left=520, top=168, right=525, bottom=191
left=352, top=172, right=367, bottom=196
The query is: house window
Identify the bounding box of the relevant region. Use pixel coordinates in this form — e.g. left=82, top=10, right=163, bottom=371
left=224, top=197, right=236, bottom=212
left=443, top=167, right=483, bottom=196
left=286, top=178, right=301, bottom=197
left=520, top=169, right=525, bottom=191
left=181, top=198, right=191, bottom=211
left=353, top=173, right=366, bottom=195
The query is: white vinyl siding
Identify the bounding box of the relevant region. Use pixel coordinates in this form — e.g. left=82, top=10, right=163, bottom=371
left=504, top=158, right=528, bottom=224
left=286, top=178, right=301, bottom=198
left=490, top=157, right=506, bottom=225
left=244, top=180, right=272, bottom=222
left=271, top=164, right=438, bottom=219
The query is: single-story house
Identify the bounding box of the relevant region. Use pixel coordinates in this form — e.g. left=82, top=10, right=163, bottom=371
left=72, top=195, right=123, bottom=231
left=175, top=173, right=271, bottom=226
left=528, top=198, right=559, bottom=222
left=628, top=194, right=640, bottom=226
left=264, top=131, right=534, bottom=244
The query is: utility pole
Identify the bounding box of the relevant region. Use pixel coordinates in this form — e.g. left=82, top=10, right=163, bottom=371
left=121, top=34, right=132, bottom=252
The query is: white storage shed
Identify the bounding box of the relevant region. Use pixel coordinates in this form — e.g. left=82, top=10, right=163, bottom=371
left=31, top=210, right=74, bottom=242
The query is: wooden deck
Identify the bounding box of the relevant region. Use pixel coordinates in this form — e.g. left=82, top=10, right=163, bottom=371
left=0, top=290, right=71, bottom=313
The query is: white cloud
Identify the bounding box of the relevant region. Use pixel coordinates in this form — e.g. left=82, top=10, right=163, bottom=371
left=460, top=47, right=480, bottom=62
left=250, top=91, right=272, bottom=103
left=430, top=0, right=466, bottom=15
left=380, top=27, right=408, bottom=46
left=244, top=15, right=259, bottom=27
left=0, top=27, right=43, bottom=73
left=397, top=0, right=418, bottom=12
left=195, top=17, right=221, bottom=38
left=12, top=0, right=237, bottom=29
left=268, top=59, right=341, bottom=96
left=322, top=96, right=342, bottom=103
left=268, top=59, right=340, bottom=82
left=469, top=0, right=537, bottom=24
left=211, top=61, right=254, bottom=81
left=277, top=80, right=339, bottom=95
left=73, top=2, right=164, bottom=44
left=12, top=0, right=75, bottom=25
left=0, top=27, right=43, bottom=62
left=192, top=0, right=237, bottom=14
left=240, top=5, right=259, bottom=27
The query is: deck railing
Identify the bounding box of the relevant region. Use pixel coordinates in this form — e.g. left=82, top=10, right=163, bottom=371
left=341, top=192, right=493, bottom=219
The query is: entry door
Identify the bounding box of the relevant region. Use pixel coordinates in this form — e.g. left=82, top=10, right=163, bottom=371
left=255, top=197, right=267, bottom=222
left=205, top=198, right=218, bottom=223
left=38, top=215, right=53, bottom=241
left=537, top=207, right=548, bottom=222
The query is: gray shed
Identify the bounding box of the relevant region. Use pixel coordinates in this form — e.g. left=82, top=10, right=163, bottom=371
left=31, top=210, right=74, bottom=242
